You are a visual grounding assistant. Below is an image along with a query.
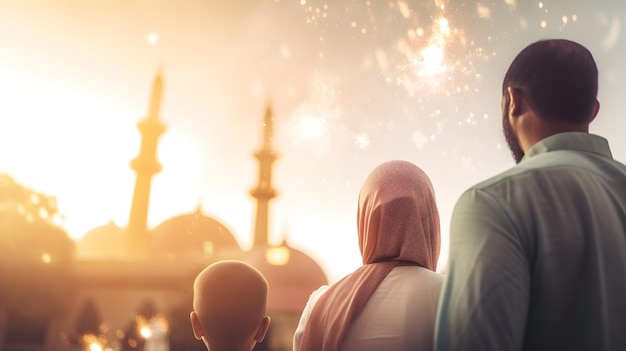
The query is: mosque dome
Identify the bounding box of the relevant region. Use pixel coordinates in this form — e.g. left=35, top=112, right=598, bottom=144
left=245, top=241, right=328, bottom=313
left=150, top=208, right=243, bottom=260
left=77, top=220, right=127, bottom=259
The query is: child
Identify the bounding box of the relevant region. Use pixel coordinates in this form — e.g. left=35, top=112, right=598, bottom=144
left=190, top=260, right=271, bottom=351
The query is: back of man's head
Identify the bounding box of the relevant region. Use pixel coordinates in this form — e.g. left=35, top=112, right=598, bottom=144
left=191, top=260, right=269, bottom=351
left=502, top=39, right=598, bottom=124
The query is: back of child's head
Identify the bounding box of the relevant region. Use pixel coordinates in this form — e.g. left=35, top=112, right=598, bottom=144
left=191, top=260, right=269, bottom=351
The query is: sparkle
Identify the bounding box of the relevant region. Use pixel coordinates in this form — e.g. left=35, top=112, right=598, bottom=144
left=397, top=0, right=411, bottom=19
left=140, top=326, right=152, bottom=339
left=287, top=76, right=340, bottom=157
left=300, top=0, right=482, bottom=127
left=89, top=342, right=103, bottom=351
left=412, top=130, right=429, bottom=150
left=355, top=133, right=370, bottom=149
left=409, top=16, right=451, bottom=80
left=477, top=3, right=491, bottom=19
left=520, top=18, right=529, bottom=29
left=418, top=44, right=446, bottom=77
left=375, top=48, right=389, bottom=71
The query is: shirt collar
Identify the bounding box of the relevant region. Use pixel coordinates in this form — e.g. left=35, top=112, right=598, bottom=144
left=522, top=132, right=613, bottom=161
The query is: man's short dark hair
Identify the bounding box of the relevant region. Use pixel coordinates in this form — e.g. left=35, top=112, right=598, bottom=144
left=502, top=39, right=598, bottom=124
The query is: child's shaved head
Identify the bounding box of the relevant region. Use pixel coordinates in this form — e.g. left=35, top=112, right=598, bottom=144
left=191, top=260, right=270, bottom=351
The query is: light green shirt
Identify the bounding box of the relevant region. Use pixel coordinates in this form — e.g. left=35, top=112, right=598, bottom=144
left=435, top=132, right=626, bottom=351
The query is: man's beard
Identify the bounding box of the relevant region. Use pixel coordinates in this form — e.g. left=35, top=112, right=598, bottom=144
left=502, top=98, right=525, bottom=164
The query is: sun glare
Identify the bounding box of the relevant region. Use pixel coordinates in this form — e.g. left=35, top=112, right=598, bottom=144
left=294, top=113, right=328, bottom=141
left=0, top=68, right=140, bottom=240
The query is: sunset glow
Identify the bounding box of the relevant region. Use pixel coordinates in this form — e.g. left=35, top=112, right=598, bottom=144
left=1, top=0, right=624, bottom=283
left=294, top=113, right=328, bottom=142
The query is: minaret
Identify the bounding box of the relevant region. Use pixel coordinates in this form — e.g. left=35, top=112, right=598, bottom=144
left=127, top=72, right=166, bottom=255
left=250, top=105, right=278, bottom=247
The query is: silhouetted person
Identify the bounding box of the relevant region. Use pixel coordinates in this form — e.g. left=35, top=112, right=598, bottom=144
left=435, top=39, right=626, bottom=351
left=190, top=260, right=271, bottom=351
left=294, top=160, right=443, bottom=350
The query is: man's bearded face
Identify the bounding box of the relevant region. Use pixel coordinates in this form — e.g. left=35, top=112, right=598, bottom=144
left=502, top=93, right=525, bottom=164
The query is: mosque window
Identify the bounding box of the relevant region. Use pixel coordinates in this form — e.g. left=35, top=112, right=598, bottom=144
left=266, top=246, right=290, bottom=266
left=202, top=240, right=214, bottom=258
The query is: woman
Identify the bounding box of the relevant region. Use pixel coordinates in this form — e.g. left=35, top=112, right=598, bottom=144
left=293, top=160, right=443, bottom=351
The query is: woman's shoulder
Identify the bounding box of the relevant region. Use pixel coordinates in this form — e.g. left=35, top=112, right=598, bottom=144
left=391, top=265, right=444, bottom=279
left=385, top=265, right=444, bottom=291
left=310, top=284, right=330, bottom=299
left=304, top=284, right=331, bottom=309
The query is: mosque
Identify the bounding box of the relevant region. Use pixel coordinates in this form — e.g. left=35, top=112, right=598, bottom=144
left=0, top=73, right=328, bottom=351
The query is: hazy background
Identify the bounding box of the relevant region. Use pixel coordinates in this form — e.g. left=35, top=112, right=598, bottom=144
left=1, top=0, right=624, bottom=282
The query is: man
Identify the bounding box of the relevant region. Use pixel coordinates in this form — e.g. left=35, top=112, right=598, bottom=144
left=190, top=260, right=271, bottom=351
left=435, top=39, right=626, bottom=351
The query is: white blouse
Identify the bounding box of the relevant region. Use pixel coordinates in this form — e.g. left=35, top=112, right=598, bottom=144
left=293, top=265, right=443, bottom=351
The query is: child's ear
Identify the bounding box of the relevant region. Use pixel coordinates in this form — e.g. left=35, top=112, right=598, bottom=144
left=254, top=316, right=271, bottom=342
left=189, top=311, right=204, bottom=340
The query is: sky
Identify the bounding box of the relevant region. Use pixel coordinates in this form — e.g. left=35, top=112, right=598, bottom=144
left=1, top=0, right=625, bottom=282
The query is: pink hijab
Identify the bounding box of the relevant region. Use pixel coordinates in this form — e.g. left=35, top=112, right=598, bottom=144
left=298, top=160, right=440, bottom=350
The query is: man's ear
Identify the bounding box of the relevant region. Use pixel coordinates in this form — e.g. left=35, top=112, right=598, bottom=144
left=189, top=311, right=204, bottom=340
left=590, top=99, right=600, bottom=123
left=507, top=86, right=523, bottom=118
left=254, top=316, right=271, bottom=342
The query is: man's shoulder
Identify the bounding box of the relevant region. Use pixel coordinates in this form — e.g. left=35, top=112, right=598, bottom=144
left=466, top=163, right=534, bottom=194
left=461, top=150, right=626, bottom=209
left=470, top=149, right=617, bottom=191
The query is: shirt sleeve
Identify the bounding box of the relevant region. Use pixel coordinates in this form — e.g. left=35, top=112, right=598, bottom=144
left=435, top=188, right=530, bottom=351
